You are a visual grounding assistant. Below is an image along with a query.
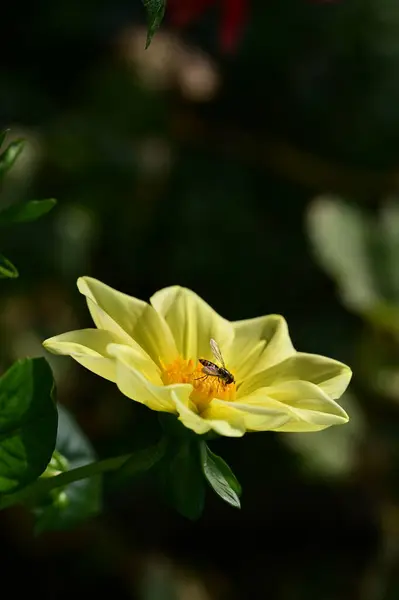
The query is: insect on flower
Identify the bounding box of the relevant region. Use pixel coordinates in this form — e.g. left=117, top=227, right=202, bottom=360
left=198, top=338, right=235, bottom=386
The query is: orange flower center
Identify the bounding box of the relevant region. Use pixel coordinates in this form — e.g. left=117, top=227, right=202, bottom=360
left=161, top=357, right=236, bottom=412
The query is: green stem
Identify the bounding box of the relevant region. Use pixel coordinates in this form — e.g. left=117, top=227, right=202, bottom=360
left=0, top=437, right=167, bottom=510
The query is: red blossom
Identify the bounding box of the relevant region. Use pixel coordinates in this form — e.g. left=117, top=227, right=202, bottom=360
left=168, top=0, right=340, bottom=53
left=168, top=0, right=248, bottom=53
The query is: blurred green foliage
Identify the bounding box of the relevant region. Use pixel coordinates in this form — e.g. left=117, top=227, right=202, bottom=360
left=34, top=405, right=101, bottom=534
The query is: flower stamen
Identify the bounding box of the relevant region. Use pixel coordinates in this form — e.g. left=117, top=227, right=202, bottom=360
left=161, top=356, right=236, bottom=412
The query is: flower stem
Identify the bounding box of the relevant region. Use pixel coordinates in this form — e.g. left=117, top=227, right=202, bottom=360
left=0, top=437, right=167, bottom=511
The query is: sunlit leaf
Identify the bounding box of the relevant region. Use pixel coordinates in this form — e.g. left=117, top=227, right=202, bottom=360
left=142, top=0, right=166, bottom=48
left=0, top=358, right=57, bottom=493
left=199, top=442, right=241, bottom=509
left=0, top=199, right=57, bottom=225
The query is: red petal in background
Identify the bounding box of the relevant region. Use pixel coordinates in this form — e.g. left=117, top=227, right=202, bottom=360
left=220, top=0, right=247, bottom=52
left=168, top=0, right=215, bottom=26
left=168, top=0, right=248, bottom=52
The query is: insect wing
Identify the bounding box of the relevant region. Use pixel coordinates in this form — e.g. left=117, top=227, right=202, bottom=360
left=210, top=338, right=226, bottom=368
left=201, top=361, right=222, bottom=377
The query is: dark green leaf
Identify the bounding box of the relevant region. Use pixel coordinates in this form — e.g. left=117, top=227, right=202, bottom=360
left=0, top=140, right=24, bottom=177
left=159, top=439, right=205, bottom=520
left=0, top=254, right=18, bottom=278
left=159, top=413, right=198, bottom=440
left=0, top=358, right=57, bottom=494
left=142, top=0, right=166, bottom=48
left=199, top=442, right=241, bottom=509
left=111, top=436, right=167, bottom=489
left=0, top=199, right=57, bottom=225
left=34, top=405, right=101, bottom=533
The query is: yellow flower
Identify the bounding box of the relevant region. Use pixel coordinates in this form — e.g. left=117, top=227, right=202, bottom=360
left=43, top=277, right=351, bottom=438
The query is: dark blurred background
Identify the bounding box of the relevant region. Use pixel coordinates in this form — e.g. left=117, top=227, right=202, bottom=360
left=3, top=0, right=399, bottom=598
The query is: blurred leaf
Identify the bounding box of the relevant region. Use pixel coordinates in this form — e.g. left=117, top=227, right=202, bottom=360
left=363, top=302, right=399, bottom=335
left=199, top=442, right=241, bottom=509
left=380, top=199, right=399, bottom=301
left=0, top=140, right=24, bottom=178
left=0, top=254, right=18, bottom=278
left=0, top=130, right=9, bottom=149
left=142, top=0, right=165, bottom=48
left=0, top=199, right=57, bottom=225
left=0, top=358, right=57, bottom=494
left=307, top=197, right=380, bottom=312
left=284, top=393, right=365, bottom=478
left=159, top=439, right=205, bottom=520
left=34, top=405, right=101, bottom=533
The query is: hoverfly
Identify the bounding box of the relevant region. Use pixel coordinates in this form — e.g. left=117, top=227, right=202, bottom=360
left=197, top=338, right=235, bottom=386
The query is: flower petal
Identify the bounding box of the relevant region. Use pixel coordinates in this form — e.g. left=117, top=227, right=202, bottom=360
left=108, top=343, right=190, bottom=413
left=208, top=398, right=291, bottom=432
left=150, top=286, right=234, bottom=361
left=238, top=353, right=352, bottom=400
left=43, top=328, right=123, bottom=381
left=77, top=277, right=178, bottom=366
left=171, top=391, right=213, bottom=435
left=227, top=315, right=296, bottom=383
left=230, top=381, right=349, bottom=432
left=172, top=393, right=246, bottom=437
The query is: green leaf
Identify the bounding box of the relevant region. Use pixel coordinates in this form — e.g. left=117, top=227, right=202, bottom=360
left=0, top=358, right=57, bottom=494
left=142, top=0, right=166, bottom=48
left=0, top=140, right=24, bottom=178
left=0, top=254, right=18, bottom=278
left=199, top=442, right=241, bottom=509
left=159, top=439, right=205, bottom=520
left=34, top=405, right=101, bottom=533
left=0, top=199, right=57, bottom=225
left=0, top=130, right=9, bottom=150
left=111, top=436, right=167, bottom=489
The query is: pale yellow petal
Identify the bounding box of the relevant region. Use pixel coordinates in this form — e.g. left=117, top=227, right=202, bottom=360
left=201, top=401, right=248, bottom=437
left=171, top=393, right=246, bottom=437
left=208, top=398, right=291, bottom=432
left=108, top=343, right=190, bottom=413
left=264, top=381, right=349, bottom=424
left=223, top=381, right=349, bottom=432
left=269, top=421, right=333, bottom=432
left=107, top=342, right=162, bottom=384
left=227, top=315, right=296, bottom=383
left=150, top=286, right=234, bottom=361
left=77, top=277, right=178, bottom=366
left=43, top=328, right=123, bottom=381
left=171, top=391, right=213, bottom=435
left=238, top=352, right=352, bottom=400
